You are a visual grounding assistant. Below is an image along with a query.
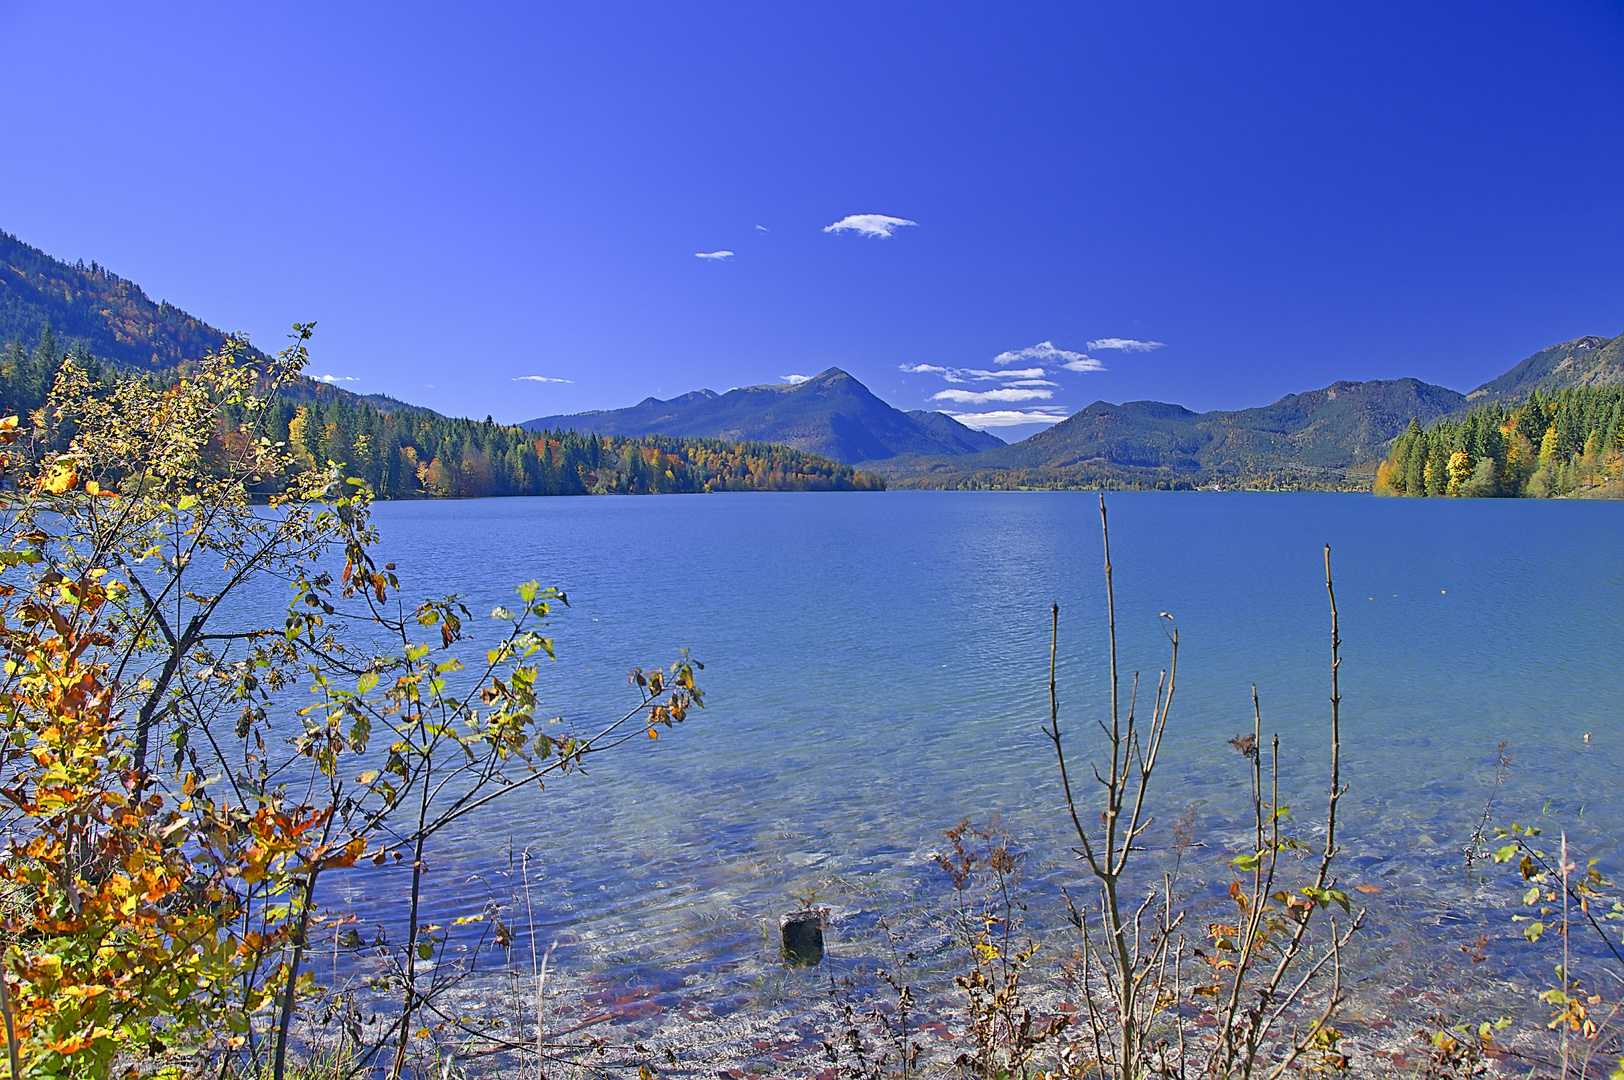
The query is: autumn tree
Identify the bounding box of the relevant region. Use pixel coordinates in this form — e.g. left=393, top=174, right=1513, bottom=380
left=0, top=327, right=704, bottom=1079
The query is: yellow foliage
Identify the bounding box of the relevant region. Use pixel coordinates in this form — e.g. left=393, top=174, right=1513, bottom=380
left=1446, top=451, right=1471, bottom=496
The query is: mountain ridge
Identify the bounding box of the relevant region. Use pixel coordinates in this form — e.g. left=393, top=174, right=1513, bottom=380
left=520, top=368, right=1005, bottom=464
left=900, top=375, right=1468, bottom=485
left=1466, top=333, right=1624, bottom=403
left=0, top=230, right=434, bottom=417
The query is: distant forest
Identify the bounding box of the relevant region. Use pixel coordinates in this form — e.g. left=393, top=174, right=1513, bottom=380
left=1375, top=385, right=1624, bottom=498
left=0, top=328, right=885, bottom=497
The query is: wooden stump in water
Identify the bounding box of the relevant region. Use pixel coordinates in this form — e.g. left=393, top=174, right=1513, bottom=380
left=780, top=910, right=824, bottom=966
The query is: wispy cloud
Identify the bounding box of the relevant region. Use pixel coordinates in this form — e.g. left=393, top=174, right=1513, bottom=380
left=314, top=375, right=359, bottom=384
left=1087, top=337, right=1164, bottom=352
left=780, top=374, right=813, bottom=384
left=900, top=363, right=1046, bottom=384
left=695, top=250, right=734, bottom=260
left=944, top=408, right=1069, bottom=429
left=513, top=375, right=573, bottom=384
left=755, top=224, right=769, bottom=232
left=992, top=341, right=1097, bottom=368
left=1005, top=379, right=1060, bottom=387
left=824, top=213, right=917, bottom=239
left=1061, top=357, right=1106, bottom=372
left=932, top=387, right=1054, bottom=404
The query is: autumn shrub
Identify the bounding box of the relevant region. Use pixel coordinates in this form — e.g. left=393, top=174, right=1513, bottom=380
left=928, top=498, right=1360, bottom=1080
left=1029, top=500, right=1362, bottom=1080
left=0, top=330, right=701, bottom=1079
left=1484, top=822, right=1624, bottom=1078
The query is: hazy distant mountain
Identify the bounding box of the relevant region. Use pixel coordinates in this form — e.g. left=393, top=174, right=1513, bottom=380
left=521, top=368, right=1005, bottom=464
left=878, top=377, right=1467, bottom=486
left=1017, top=377, right=1463, bottom=469
left=1465, top=333, right=1624, bottom=403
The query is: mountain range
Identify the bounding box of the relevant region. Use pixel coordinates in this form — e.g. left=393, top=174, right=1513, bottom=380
left=520, top=337, right=1621, bottom=486
left=520, top=369, right=1005, bottom=463
left=4, top=227, right=1621, bottom=488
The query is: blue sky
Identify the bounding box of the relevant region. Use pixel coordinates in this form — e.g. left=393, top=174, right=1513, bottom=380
left=2, top=2, right=1621, bottom=440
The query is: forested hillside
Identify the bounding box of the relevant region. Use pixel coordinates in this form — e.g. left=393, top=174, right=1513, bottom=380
left=0, top=332, right=882, bottom=497
left=1, top=230, right=436, bottom=417
left=1465, top=333, right=1624, bottom=403
left=1375, top=385, right=1624, bottom=498
left=0, top=230, right=227, bottom=371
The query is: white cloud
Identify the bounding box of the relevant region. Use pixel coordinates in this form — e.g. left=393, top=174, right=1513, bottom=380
left=755, top=224, right=769, bottom=232
left=314, top=374, right=359, bottom=384
left=900, top=363, right=1046, bottom=384
left=1005, top=379, right=1060, bottom=387
left=1060, top=357, right=1106, bottom=372
left=824, top=214, right=917, bottom=239
left=513, top=375, right=573, bottom=383
left=695, top=250, right=734, bottom=260
left=992, top=341, right=1091, bottom=367
left=780, top=374, right=813, bottom=384
left=1087, top=337, right=1164, bottom=352
left=945, top=408, right=1069, bottom=429
left=932, top=387, right=1054, bottom=404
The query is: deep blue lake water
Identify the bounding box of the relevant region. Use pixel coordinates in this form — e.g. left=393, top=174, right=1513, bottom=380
left=328, top=491, right=1624, bottom=1030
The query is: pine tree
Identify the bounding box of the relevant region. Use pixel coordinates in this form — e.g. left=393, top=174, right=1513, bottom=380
left=34, top=322, right=59, bottom=374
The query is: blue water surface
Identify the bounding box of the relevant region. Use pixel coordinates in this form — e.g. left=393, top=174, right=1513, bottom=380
left=328, top=490, right=1624, bottom=1015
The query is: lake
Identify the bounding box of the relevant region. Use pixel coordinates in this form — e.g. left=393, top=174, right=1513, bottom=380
left=329, top=491, right=1624, bottom=1059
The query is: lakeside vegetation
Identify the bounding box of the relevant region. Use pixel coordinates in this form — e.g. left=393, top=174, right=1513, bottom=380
left=0, top=328, right=884, bottom=498
left=1375, top=385, right=1624, bottom=499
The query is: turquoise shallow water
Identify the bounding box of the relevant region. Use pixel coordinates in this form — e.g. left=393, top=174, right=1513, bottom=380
left=323, top=490, right=1624, bottom=1022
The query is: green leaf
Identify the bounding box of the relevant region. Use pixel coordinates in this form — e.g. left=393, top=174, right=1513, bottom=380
left=357, top=672, right=378, bottom=695
left=1524, top=921, right=1545, bottom=943
left=491, top=605, right=516, bottom=621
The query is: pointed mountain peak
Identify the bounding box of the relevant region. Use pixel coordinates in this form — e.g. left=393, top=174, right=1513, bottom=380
left=520, top=368, right=995, bottom=463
